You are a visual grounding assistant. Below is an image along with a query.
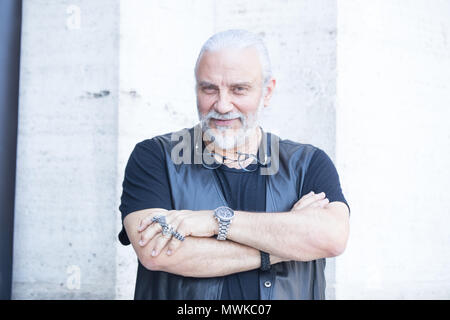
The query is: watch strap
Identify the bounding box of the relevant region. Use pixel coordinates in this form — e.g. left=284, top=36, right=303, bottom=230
left=217, top=220, right=230, bottom=240
left=260, top=251, right=271, bottom=271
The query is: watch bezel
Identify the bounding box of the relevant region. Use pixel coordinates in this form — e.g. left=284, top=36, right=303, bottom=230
left=214, top=206, right=234, bottom=222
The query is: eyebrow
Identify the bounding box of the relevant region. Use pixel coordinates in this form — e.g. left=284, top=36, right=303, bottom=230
left=197, top=81, right=218, bottom=88
left=231, top=82, right=253, bottom=88
left=197, top=81, right=253, bottom=88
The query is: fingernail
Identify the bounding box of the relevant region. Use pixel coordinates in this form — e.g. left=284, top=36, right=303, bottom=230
left=138, top=240, right=144, bottom=246
left=151, top=250, right=156, bottom=256
left=167, top=250, right=172, bottom=256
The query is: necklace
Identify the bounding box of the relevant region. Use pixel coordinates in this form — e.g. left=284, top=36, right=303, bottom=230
left=202, top=128, right=264, bottom=171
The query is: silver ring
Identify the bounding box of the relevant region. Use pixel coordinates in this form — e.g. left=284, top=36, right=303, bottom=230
left=172, top=230, right=185, bottom=241
left=152, top=215, right=167, bottom=226
left=162, top=224, right=173, bottom=239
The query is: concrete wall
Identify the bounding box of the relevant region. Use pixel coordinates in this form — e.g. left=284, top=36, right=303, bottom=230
left=13, top=0, right=450, bottom=300
left=335, top=0, right=450, bottom=299
left=13, top=0, right=119, bottom=299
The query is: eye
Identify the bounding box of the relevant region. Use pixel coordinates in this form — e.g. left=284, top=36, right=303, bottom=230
left=201, top=87, right=218, bottom=94
left=232, top=86, right=248, bottom=94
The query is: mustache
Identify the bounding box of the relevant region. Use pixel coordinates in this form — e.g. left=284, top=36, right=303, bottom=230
left=200, top=111, right=247, bottom=132
left=202, top=111, right=244, bottom=122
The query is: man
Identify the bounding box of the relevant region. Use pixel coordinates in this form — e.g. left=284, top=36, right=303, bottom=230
left=118, top=29, right=350, bottom=300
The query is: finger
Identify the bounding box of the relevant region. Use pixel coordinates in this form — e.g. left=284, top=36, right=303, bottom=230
left=302, top=191, right=315, bottom=199
left=167, top=223, right=188, bottom=255
left=293, top=191, right=323, bottom=209
left=165, top=212, right=192, bottom=255
left=164, top=216, right=184, bottom=256
left=292, top=192, right=315, bottom=210
left=139, top=223, right=162, bottom=247
left=293, top=192, right=326, bottom=210
left=310, top=197, right=329, bottom=208
left=149, top=211, right=187, bottom=256
left=295, top=191, right=315, bottom=204
left=152, top=229, right=173, bottom=257
left=138, top=210, right=168, bottom=232
left=167, top=236, right=183, bottom=256
left=138, top=215, right=156, bottom=233
left=319, top=198, right=330, bottom=208
left=167, top=219, right=188, bottom=255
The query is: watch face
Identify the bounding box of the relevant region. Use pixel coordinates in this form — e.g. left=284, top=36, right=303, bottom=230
left=215, top=206, right=234, bottom=221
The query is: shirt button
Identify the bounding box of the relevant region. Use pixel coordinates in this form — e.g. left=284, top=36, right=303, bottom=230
left=264, top=281, right=272, bottom=288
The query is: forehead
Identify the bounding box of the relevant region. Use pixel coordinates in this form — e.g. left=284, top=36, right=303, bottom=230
left=196, top=47, right=263, bottom=85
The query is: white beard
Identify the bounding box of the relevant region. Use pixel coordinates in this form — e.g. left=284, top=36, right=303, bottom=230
left=199, top=99, right=264, bottom=150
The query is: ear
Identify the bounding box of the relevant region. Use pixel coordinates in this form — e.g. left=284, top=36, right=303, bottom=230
left=263, top=78, right=276, bottom=107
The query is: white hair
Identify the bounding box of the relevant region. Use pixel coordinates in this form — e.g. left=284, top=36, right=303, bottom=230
left=194, top=29, right=272, bottom=85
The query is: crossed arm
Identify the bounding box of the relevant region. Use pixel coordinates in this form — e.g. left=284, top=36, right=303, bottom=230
left=124, top=218, right=282, bottom=277
left=123, top=192, right=350, bottom=278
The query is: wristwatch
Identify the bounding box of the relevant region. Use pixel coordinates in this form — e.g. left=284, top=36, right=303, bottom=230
left=213, top=206, right=235, bottom=240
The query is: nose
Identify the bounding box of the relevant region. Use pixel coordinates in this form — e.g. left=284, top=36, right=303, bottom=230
left=214, top=91, right=234, bottom=114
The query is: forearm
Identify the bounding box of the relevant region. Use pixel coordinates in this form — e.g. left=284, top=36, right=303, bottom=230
left=124, top=209, right=285, bottom=277
left=144, top=236, right=284, bottom=277
left=227, top=202, right=349, bottom=261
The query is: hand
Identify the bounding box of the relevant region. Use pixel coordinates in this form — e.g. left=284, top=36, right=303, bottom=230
left=291, top=191, right=329, bottom=212
left=137, top=209, right=217, bottom=257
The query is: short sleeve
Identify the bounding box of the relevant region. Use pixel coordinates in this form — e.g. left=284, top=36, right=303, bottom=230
left=118, top=139, right=173, bottom=245
left=301, top=148, right=350, bottom=215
